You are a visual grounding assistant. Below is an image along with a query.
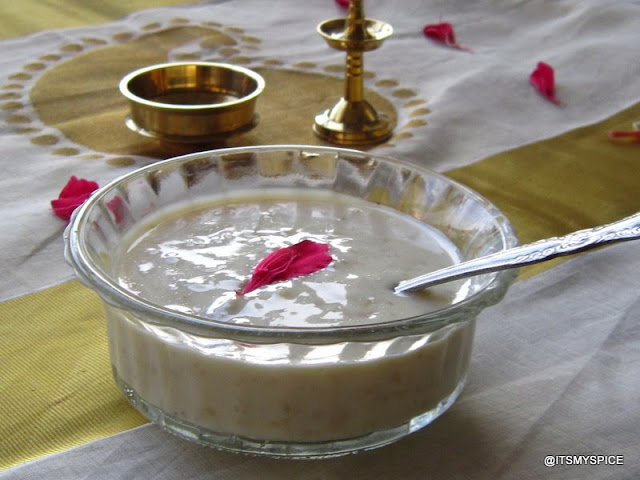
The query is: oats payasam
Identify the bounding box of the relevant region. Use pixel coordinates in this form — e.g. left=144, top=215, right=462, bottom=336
left=65, top=146, right=517, bottom=457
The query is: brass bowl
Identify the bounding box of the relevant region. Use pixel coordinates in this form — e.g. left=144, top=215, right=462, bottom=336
left=119, top=62, right=265, bottom=143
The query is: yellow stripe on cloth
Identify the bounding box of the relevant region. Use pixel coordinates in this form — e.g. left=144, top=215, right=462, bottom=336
left=447, top=102, right=640, bottom=279
left=0, top=281, right=146, bottom=471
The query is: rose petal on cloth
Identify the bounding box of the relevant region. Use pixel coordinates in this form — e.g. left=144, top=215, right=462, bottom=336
left=608, top=130, right=640, bottom=142
left=423, top=22, right=471, bottom=52
left=239, top=240, right=332, bottom=295
left=529, top=62, right=561, bottom=105
left=335, top=0, right=350, bottom=8
left=51, top=176, right=99, bottom=221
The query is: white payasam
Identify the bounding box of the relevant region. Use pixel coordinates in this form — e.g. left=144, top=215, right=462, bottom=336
left=117, top=189, right=465, bottom=326
left=109, top=189, right=474, bottom=443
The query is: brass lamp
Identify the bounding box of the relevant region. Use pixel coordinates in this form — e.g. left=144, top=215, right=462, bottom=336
left=313, top=0, right=393, bottom=146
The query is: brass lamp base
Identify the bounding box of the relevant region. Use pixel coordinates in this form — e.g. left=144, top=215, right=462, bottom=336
left=313, top=98, right=392, bottom=146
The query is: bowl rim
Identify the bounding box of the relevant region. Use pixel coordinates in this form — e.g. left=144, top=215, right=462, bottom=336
left=118, top=61, right=266, bottom=111
left=65, top=145, right=519, bottom=343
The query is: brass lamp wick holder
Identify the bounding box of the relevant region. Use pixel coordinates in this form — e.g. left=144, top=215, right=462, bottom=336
left=313, top=0, right=393, bottom=146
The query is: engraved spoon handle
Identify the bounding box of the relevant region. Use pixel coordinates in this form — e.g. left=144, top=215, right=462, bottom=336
left=395, top=212, right=640, bottom=293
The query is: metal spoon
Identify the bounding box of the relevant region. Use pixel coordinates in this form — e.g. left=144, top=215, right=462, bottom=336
left=395, top=212, right=640, bottom=294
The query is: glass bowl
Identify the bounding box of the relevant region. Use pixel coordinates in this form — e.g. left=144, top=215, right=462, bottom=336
left=64, top=145, right=518, bottom=458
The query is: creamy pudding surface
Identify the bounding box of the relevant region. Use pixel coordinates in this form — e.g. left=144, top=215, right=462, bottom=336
left=116, top=189, right=466, bottom=327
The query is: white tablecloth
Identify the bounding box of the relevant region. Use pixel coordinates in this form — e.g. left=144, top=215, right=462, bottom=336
left=1, top=0, right=639, bottom=478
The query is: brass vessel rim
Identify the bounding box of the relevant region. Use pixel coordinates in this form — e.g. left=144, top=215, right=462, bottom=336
left=119, top=62, right=265, bottom=111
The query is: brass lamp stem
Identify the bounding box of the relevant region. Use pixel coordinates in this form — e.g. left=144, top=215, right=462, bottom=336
left=345, top=51, right=364, bottom=102
left=345, top=0, right=367, bottom=41
left=344, top=1, right=365, bottom=105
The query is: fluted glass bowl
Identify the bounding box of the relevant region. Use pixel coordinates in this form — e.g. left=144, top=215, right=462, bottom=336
left=64, top=145, right=518, bottom=458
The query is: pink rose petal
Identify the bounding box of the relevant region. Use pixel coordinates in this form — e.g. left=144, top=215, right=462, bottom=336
left=423, top=22, right=471, bottom=52
left=51, top=176, right=99, bottom=221
left=530, top=62, right=561, bottom=105
left=608, top=130, right=640, bottom=142
left=239, top=240, right=332, bottom=295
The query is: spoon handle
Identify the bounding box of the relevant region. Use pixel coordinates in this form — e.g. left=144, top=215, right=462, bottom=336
left=395, top=212, right=640, bottom=293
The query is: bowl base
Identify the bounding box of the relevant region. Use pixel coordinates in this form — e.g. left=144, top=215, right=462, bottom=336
left=114, top=368, right=467, bottom=459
